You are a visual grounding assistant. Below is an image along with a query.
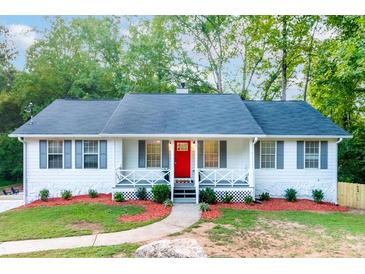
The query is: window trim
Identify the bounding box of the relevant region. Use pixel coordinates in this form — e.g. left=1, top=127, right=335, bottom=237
left=47, top=140, right=64, bottom=169
left=260, top=140, right=276, bottom=169
left=83, top=140, right=99, bottom=169
left=203, top=140, right=220, bottom=169
left=145, top=140, right=162, bottom=169
left=304, top=140, right=320, bottom=169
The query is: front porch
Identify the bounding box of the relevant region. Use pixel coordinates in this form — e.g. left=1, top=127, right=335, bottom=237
left=113, top=138, right=255, bottom=203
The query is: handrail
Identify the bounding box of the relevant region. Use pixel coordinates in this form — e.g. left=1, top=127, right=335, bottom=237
left=116, top=168, right=171, bottom=187
left=198, top=168, right=249, bottom=187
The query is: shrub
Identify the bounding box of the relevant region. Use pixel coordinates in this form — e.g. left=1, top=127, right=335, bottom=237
left=113, top=192, right=125, bottom=202
left=259, top=192, right=270, bottom=201
left=151, top=184, right=170, bottom=203
left=222, top=192, right=234, bottom=203
left=39, top=189, right=49, bottom=201
left=244, top=195, right=254, bottom=205
left=163, top=199, right=173, bottom=207
left=88, top=189, right=98, bottom=198
left=199, top=202, right=210, bottom=212
left=199, top=187, right=217, bottom=204
left=312, top=189, right=324, bottom=203
left=136, top=187, right=147, bottom=200
left=61, top=190, right=72, bottom=200
left=284, top=188, right=297, bottom=202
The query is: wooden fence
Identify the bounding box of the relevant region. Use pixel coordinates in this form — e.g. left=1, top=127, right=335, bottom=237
left=337, top=182, right=365, bottom=209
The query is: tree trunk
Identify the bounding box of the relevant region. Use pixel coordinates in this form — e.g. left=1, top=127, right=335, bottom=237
left=281, top=16, right=288, bottom=101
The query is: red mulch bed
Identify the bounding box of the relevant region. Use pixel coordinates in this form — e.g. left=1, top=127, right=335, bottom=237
left=20, top=194, right=171, bottom=223
left=202, top=198, right=349, bottom=220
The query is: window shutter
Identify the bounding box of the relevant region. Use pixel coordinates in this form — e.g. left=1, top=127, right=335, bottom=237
left=198, top=140, right=204, bottom=168
left=219, top=140, right=227, bottom=168
left=138, top=140, right=146, bottom=168
left=39, top=140, right=47, bottom=169
left=254, top=141, right=260, bottom=169
left=320, top=141, right=328, bottom=169
left=75, top=140, right=83, bottom=169
left=161, top=140, right=169, bottom=168
left=99, top=140, right=107, bottom=169
left=297, top=141, right=304, bottom=169
left=276, top=141, right=284, bottom=169
left=64, top=140, right=72, bottom=169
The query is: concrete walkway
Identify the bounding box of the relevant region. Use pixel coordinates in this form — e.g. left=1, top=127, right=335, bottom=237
left=0, top=199, right=24, bottom=213
left=0, top=204, right=200, bottom=256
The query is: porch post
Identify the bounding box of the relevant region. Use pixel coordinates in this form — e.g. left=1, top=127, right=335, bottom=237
left=248, top=138, right=256, bottom=198
left=170, top=140, right=175, bottom=202
left=194, top=139, right=199, bottom=204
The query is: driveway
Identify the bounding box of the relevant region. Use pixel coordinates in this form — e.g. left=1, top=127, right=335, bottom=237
left=0, top=194, right=24, bottom=213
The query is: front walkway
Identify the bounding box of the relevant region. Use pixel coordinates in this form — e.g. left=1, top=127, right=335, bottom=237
left=0, top=204, right=200, bottom=256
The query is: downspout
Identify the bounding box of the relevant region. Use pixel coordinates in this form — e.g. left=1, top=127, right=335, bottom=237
left=336, top=138, right=343, bottom=144
left=335, top=137, right=343, bottom=205
left=250, top=137, right=258, bottom=199
left=17, top=137, right=27, bottom=204
left=253, top=137, right=258, bottom=145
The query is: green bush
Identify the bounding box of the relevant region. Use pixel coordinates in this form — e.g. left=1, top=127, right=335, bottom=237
left=39, top=189, right=49, bottom=201
left=222, top=192, right=234, bottom=203
left=312, top=189, right=324, bottom=203
left=259, top=192, right=270, bottom=201
left=0, top=134, right=22, bottom=181
left=151, top=184, right=170, bottom=203
left=61, top=190, right=72, bottom=200
left=284, top=188, right=297, bottom=202
left=163, top=199, right=173, bottom=207
left=113, top=192, right=125, bottom=202
left=199, top=187, right=217, bottom=204
left=199, top=202, right=210, bottom=212
left=136, top=187, right=147, bottom=200
left=244, top=195, right=254, bottom=205
left=88, top=189, right=98, bottom=198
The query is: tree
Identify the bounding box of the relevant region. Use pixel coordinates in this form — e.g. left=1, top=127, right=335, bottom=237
left=0, top=25, right=17, bottom=92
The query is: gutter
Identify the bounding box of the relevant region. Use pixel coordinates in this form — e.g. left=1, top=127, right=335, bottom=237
left=17, top=137, right=27, bottom=204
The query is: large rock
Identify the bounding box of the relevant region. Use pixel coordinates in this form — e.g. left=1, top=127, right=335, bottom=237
left=135, top=238, right=207, bottom=258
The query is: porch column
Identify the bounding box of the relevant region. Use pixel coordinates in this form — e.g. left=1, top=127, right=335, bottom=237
left=170, top=140, right=175, bottom=202
left=248, top=138, right=256, bottom=197
left=194, top=139, right=199, bottom=204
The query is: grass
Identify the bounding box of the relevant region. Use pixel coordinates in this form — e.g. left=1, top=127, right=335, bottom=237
left=0, top=203, right=156, bottom=242
left=0, top=179, right=20, bottom=189
left=0, top=243, right=140, bottom=258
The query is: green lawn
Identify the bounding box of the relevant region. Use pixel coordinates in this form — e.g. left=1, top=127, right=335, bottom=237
left=0, top=179, right=21, bottom=189
left=0, top=203, right=156, bottom=242
left=0, top=243, right=140, bottom=258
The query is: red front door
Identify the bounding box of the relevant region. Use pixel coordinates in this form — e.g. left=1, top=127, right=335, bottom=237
left=174, top=141, right=191, bottom=178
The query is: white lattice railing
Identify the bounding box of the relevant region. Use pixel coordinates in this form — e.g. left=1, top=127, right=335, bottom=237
left=198, top=169, right=249, bottom=187
left=116, top=168, right=171, bottom=187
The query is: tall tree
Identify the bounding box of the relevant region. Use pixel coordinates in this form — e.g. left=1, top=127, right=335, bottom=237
left=0, top=25, right=17, bottom=92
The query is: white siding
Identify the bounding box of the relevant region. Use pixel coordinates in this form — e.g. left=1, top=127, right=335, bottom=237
left=255, top=139, right=338, bottom=203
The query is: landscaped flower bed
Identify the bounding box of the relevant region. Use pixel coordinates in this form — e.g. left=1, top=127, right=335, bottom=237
left=20, top=193, right=171, bottom=222
left=202, top=198, right=348, bottom=220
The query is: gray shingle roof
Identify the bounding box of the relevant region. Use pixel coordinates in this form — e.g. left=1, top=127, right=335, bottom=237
left=11, top=94, right=350, bottom=137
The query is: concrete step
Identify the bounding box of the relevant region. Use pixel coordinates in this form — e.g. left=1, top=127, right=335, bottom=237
left=173, top=198, right=196, bottom=204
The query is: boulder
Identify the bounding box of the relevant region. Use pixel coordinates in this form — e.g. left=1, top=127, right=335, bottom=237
left=135, top=238, right=207, bottom=258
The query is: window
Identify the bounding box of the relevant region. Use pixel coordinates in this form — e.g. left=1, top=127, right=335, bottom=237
left=146, top=140, right=161, bottom=168
left=305, top=141, right=319, bottom=168
left=204, top=140, right=218, bottom=168
left=261, top=141, right=276, bottom=168
left=48, top=140, right=63, bottom=169
left=84, top=140, right=98, bottom=169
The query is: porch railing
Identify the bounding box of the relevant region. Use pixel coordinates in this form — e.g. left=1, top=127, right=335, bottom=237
left=116, top=168, right=171, bottom=187
left=198, top=168, right=249, bottom=187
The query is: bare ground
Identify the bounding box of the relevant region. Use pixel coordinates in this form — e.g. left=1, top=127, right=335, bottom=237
left=66, top=221, right=104, bottom=234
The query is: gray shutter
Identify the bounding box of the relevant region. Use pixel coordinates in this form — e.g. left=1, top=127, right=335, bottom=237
left=297, top=141, right=304, bottom=169
left=276, top=141, right=284, bottom=169
left=161, top=140, right=169, bottom=168
left=219, top=140, right=227, bottom=168
left=198, top=140, right=204, bottom=168
left=320, top=141, right=328, bottom=169
left=39, top=140, right=47, bottom=169
left=138, top=140, right=146, bottom=168
left=64, top=140, right=72, bottom=169
left=100, top=140, right=107, bottom=169
left=254, top=141, right=260, bottom=169
left=75, top=140, right=83, bottom=169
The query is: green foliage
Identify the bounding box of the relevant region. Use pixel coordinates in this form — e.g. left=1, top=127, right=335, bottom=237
left=88, top=189, right=98, bottom=198
left=312, top=189, right=324, bottom=203
left=39, top=189, right=49, bottom=201
left=222, top=192, right=234, bottom=203
left=0, top=134, right=22, bottom=181
left=284, top=188, right=297, bottom=202
left=199, top=202, right=210, bottom=212
left=61, top=190, right=72, bottom=200
left=113, top=192, right=125, bottom=202
left=151, top=185, right=170, bottom=203
left=244, top=195, right=254, bottom=205
left=163, top=199, right=173, bottom=207
left=199, top=188, right=217, bottom=204
left=136, top=187, right=147, bottom=200
left=259, top=192, right=270, bottom=201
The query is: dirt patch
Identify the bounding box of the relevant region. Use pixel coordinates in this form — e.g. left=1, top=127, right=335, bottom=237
left=67, top=221, right=104, bottom=234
